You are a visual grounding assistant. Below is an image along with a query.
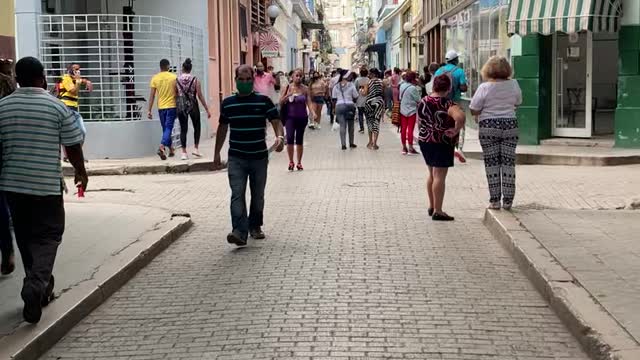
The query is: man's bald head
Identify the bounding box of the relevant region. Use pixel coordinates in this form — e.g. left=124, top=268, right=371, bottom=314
left=235, top=65, right=254, bottom=79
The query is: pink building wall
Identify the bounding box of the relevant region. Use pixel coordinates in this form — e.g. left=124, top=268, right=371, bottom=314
left=208, top=0, right=255, bottom=132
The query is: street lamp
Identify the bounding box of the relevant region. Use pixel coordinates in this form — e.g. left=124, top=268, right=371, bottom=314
left=403, top=21, right=414, bottom=70
left=267, top=4, right=280, bottom=26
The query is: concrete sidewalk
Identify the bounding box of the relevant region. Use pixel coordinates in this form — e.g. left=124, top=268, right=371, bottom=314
left=463, top=126, right=640, bottom=166
left=63, top=138, right=218, bottom=176
left=0, top=201, right=192, bottom=360
left=485, top=209, right=640, bottom=360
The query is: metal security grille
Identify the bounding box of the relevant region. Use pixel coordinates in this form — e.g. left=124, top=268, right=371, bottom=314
left=39, top=14, right=204, bottom=123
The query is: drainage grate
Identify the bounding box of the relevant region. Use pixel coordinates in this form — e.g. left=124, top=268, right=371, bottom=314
left=346, top=181, right=389, bottom=188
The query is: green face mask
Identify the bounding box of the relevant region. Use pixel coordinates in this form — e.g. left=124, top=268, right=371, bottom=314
left=236, top=80, right=253, bottom=95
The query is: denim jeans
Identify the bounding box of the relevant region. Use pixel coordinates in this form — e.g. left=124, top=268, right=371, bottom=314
left=228, top=156, right=268, bottom=239
left=336, top=104, right=356, bottom=147
left=68, top=108, right=87, bottom=139
left=357, top=107, right=365, bottom=131
left=159, top=108, right=177, bottom=147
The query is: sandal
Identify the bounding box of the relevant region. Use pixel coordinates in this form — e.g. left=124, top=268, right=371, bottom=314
left=432, top=212, right=455, bottom=221
left=288, top=162, right=295, bottom=171
left=296, top=163, right=304, bottom=171
left=157, top=148, right=167, bottom=160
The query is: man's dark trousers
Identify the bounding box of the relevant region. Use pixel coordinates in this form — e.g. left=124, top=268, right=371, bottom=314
left=228, top=156, right=268, bottom=240
left=4, top=192, right=64, bottom=299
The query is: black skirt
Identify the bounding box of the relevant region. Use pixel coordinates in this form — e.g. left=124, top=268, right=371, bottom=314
left=419, top=141, right=454, bottom=168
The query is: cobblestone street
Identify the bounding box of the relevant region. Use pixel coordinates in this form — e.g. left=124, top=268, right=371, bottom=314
left=41, top=124, right=639, bottom=360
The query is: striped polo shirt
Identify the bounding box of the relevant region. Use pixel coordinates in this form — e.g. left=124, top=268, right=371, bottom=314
left=220, top=92, right=279, bottom=160
left=0, top=87, right=84, bottom=196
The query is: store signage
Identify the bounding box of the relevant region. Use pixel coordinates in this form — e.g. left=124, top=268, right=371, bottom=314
left=262, top=50, right=280, bottom=58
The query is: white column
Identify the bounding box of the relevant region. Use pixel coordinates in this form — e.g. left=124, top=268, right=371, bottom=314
left=14, top=0, right=41, bottom=59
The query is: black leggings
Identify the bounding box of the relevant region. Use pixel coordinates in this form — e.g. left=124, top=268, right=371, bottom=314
left=178, top=105, right=201, bottom=149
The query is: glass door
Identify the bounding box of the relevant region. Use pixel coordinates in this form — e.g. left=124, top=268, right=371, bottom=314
left=553, top=32, right=592, bottom=138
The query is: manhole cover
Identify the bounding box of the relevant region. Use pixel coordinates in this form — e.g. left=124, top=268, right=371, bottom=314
left=346, top=181, right=389, bottom=188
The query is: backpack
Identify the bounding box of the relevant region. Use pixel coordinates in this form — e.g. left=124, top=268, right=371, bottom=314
left=176, top=77, right=196, bottom=116
left=50, top=77, right=63, bottom=98
left=441, top=66, right=460, bottom=100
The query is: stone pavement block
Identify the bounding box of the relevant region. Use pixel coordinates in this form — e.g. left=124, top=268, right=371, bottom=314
left=41, top=122, right=640, bottom=360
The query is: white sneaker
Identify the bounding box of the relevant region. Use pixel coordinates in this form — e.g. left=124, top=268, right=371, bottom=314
left=180, top=153, right=188, bottom=160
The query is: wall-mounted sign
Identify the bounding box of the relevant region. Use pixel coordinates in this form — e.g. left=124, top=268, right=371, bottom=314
left=262, top=50, right=279, bottom=58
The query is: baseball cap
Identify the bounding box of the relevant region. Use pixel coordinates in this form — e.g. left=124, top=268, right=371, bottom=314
left=445, top=50, right=459, bottom=61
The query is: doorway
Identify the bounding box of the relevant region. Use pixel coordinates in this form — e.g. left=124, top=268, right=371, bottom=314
left=552, top=32, right=592, bottom=138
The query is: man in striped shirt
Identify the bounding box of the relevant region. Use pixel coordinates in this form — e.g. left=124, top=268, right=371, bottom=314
left=213, top=65, right=284, bottom=247
left=0, top=57, right=88, bottom=323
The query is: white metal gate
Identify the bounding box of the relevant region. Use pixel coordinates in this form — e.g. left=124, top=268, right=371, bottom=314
left=39, top=14, right=204, bottom=144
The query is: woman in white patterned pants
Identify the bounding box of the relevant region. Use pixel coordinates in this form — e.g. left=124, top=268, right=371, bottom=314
left=470, top=56, right=522, bottom=210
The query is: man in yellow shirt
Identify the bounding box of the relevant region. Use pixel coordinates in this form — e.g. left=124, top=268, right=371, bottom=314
left=58, top=63, right=92, bottom=137
left=148, top=59, right=178, bottom=160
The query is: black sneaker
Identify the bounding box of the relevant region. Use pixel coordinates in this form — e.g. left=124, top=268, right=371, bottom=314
left=428, top=208, right=434, bottom=216
left=359, top=129, right=365, bottom=134
left=42, top=275, right=55, bottom=307
left=227, top=232, right=247, bottom=247
left=250, top=228, right=266, bottom=240
left=432, top=212, right=455, bottom=221
left=21, top=284, right=43, bottom=324
left=341, top=145, right=347, bottom=150
left=349, top=144, right=357, bottom=148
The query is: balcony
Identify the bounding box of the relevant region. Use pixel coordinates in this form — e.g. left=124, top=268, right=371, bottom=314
left=292, top=0, right=316, bottom=22
left=377, top=0, right=400, bottom=22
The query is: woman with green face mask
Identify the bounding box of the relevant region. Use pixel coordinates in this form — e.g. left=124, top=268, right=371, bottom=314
left=279, top=69, right=313, bottom=171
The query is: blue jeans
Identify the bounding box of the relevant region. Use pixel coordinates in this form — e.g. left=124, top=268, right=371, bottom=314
left=159, top=108, right=177, bottom=147
left=228, top=156, right=268, bottom=239
left=68, top=108, right=87, bottom=138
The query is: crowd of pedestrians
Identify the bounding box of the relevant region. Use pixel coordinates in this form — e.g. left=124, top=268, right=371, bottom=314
left=0, top=51, right=521, bottom=324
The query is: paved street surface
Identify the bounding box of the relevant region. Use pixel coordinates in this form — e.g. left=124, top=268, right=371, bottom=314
left=41, top=122, right=639, bottom=359
left=516, top=210, right=640, bottom=343
left=0, top=203, right=176, bottom=339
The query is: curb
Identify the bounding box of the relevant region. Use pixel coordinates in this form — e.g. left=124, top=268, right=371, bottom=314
left=63, top=161, right=217, bottom=176
left=465, top=151, right=640, bottom=166
left=1, top=215, right=193, bottom=360
left=483, top=209, right=640, bottom=360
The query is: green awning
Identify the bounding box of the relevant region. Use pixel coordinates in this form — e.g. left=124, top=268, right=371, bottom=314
left=507, top=0, right=622, bottom=36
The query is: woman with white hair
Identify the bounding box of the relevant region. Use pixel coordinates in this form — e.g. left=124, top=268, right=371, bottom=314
left=332, top=70, right=359, bottom=150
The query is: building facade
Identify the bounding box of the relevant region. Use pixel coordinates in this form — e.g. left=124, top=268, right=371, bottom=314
left=325, top=0, right=357, bottom=69
left=423, top=0, right=637, bottom=148
left=509, top=0, right=635, bottom=148
left=8, top=0, right=324, bottom=158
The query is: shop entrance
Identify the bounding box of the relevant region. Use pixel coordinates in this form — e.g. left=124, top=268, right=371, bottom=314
left=553, top=32, right=592, bottom=138
left=552, top=31, right=618, bottom=138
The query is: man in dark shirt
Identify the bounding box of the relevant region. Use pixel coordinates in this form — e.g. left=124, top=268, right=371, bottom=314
left=214, top=65, right=285, bottom=247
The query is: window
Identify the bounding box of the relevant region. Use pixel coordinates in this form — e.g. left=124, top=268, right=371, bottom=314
left=330, top=30, right=340, bottom=44
left=443, top=0, right=510, bottom=98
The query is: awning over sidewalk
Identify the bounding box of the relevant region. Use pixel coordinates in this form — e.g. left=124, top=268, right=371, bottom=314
left=365, top=43, right=386, bottom=53
left=507, top=0, right=622, bottom=36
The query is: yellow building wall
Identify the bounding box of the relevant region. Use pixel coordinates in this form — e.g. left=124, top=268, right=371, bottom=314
left=0, top=0, right=15, bottom=37
left=0, top=0, right=16, bottom=59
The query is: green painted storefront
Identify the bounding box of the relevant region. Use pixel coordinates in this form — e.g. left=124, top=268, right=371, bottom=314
left=509, top=0, right=640, bottom=148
